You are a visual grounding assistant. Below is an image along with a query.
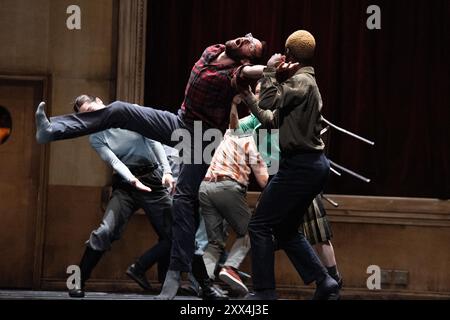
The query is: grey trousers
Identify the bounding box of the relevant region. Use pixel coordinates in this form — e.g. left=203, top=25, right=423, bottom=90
left=199, top=180, right=251, bottom=277
left=88, top=173, right=173, bottom=279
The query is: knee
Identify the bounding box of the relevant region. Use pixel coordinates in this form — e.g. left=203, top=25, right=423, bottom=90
left=89, top=226, right=116, bottom=251
left=107, top=101, right=131, bottom=118
left=172, top=194, right=197, bottom=217
left=109, top=101, right=127, bottom=110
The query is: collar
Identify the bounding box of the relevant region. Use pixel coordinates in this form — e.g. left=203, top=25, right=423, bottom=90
left=206, top=44, right=239, bottom=69
left=295, top=66, right=315, bottom=77
left=226, top=128, right=253, bottom=138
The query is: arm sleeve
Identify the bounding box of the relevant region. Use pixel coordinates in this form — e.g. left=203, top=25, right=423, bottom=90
left=239, top=115, right=258, bottom=133
left=231, top=63, right=254, bottom=91
left=259, top=67, right=309, bottom=111
left=247, top=97, right=275, bottom=129
left=145, top=139, right=172, bottom=174
left=246, top=138, right=269, bottom=185
left=89, top=134, right=136, bottom=183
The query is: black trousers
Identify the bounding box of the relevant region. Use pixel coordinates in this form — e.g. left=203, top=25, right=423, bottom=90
left=248, top=152, right=330, bottom=291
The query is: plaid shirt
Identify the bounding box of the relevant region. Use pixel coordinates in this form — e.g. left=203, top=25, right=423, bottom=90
left=181, top=45, right=244, bottom=132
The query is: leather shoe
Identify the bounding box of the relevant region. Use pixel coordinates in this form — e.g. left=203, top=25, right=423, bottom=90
left=313, top=275, right=340, bottom=300
left=126, top=264, right=152, bottom=291
left=68, top=285, right=85, bottom=298
left=244, top=289, right=277, bottom=300
left=202, top=284, right=229, bottom=300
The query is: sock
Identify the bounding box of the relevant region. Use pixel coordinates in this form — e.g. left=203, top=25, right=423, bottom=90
left=35, top=102, right=52, bottom=144
left=191, top=254, right=210, bottom=289
left=327, top=265, right=341, bottom=282
left=187, top=272, right=200, bottom=295
left=154, top=270, right=180, bottom=300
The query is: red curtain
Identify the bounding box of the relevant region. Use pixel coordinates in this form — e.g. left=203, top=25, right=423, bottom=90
left=145, top=0, right=450, bottom=199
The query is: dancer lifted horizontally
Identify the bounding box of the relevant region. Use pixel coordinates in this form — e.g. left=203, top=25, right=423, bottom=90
left=67, top=95, right=175, bottom=298
left=35, top=34, right=267, bottom=300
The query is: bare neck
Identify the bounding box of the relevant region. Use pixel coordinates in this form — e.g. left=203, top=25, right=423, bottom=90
left=214, top=51, right=236, bottom=65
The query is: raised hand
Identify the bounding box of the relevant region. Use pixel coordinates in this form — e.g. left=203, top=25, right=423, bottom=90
left=233, top=95, right=243, bottom=105
left=162, top=173, right=176, bottom=195
left=275, top=62, right=300, bottom=83
left=239, top=87, right=258, bottom=106
left=267, top=53, right=286, bottom=68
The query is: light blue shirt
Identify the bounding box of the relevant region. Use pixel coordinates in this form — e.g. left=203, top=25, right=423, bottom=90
left=89, top=128, right=171, bottom=183
left=163, top=145, right=180, bottom=182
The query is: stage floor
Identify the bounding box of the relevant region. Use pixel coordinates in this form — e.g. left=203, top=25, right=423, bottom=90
left=1, top=289, right=448, bottom=300
left=0, top=290, right=202, bottom=300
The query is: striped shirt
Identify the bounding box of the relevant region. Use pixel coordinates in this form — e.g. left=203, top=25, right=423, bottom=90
left=204, top=129, right=268, bottom=186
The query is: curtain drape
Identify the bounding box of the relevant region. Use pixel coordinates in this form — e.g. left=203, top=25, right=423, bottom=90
left=144, top=0, right=450, bottom=198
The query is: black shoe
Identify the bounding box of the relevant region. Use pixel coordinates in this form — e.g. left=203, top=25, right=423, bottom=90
left=244, top=289, right=277, bottom=300
left=68, top=247, right=104, bottom=299
left=68, top=281, right=85, bottom=298
left=201, top=283, right=229, bottom=300
left=69, top=287, right=85, bottom=298
left=191, top=254, right=228, bottom=300
left=126, top=264, right=152, bottom=291
left=313, top=275, right=340, bottom=300
left=179, top=272, right=201, bottom=297
left=179, top=283, right=200, bottom=297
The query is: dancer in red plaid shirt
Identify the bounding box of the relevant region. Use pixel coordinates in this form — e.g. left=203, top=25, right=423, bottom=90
left=35, top=34, right=267, bottom=300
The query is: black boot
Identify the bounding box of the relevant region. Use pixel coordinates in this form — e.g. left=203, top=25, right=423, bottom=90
left=313, top=274, right=340, bottom=300
left=126, top=261, right=152, bottom=291
left=192, top=254, right=228, bottom=300
left=69, top=246, right=104, bottom=298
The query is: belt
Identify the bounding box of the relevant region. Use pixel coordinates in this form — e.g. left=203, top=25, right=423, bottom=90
left=281, top=149, right=323, bottom=158
left=203, top=175, right=236, bottom=183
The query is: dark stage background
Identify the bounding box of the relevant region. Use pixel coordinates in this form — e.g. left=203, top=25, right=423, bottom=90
left=144, top=0, right=450, bottom=199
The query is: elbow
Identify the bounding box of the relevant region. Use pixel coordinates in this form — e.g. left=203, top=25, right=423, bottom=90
left=241, top=65, right=264, bottom=79
left=257, top=174, right=269, bottom=189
